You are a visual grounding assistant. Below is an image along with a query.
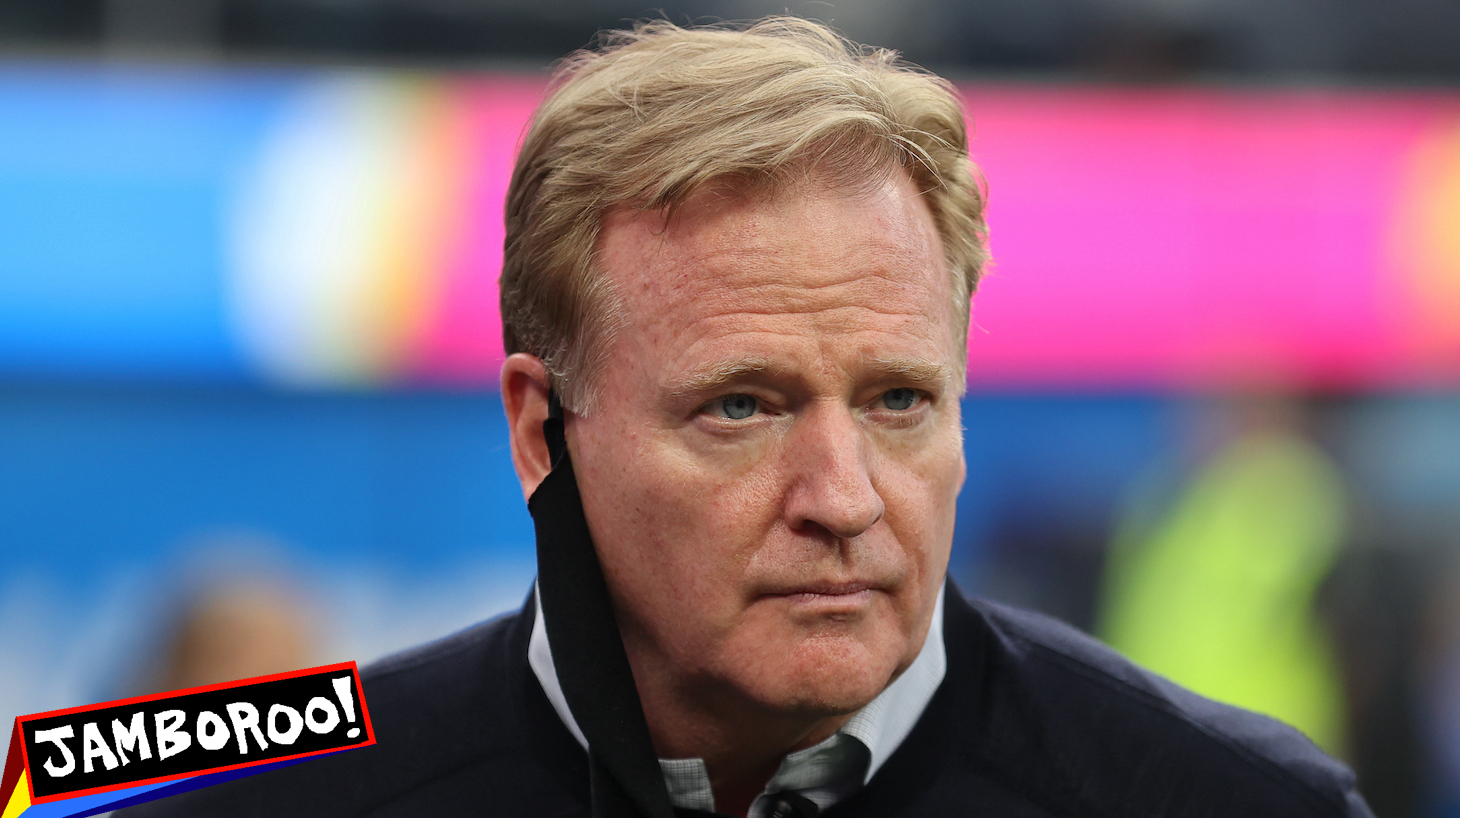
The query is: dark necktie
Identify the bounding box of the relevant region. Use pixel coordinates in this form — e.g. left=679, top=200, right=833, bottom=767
left=766, top=791, right=821, bottom=818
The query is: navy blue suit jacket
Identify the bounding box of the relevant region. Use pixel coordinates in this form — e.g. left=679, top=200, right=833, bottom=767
left=117, top=584, right=1374, bottom=817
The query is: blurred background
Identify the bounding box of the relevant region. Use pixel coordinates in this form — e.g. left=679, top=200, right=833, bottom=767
left=1, top=0, right=1458, bottom=815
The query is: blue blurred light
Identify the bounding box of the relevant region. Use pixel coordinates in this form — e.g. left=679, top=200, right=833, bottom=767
left=0, top=62, right=301, bottom=380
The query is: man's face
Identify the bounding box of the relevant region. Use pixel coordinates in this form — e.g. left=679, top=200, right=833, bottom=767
left=567, top=170, right=965, bottom=725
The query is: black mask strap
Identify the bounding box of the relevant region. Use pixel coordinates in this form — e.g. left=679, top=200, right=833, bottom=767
left=529, top=391, right=675, bottom=818
left=545, top=390, right=567, bottom=463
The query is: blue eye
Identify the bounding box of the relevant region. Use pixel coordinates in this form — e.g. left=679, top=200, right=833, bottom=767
left=881, top=388, right=919, bottom=411
left=713, top=394, right=759, bottom=420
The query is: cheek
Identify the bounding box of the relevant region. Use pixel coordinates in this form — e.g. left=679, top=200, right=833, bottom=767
left=573, top=428, right=784, bottom=631
left=879, top=429, right=963, bottom=566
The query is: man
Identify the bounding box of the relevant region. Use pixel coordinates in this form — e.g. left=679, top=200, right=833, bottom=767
left=122, top=17, right=1373, bottom=818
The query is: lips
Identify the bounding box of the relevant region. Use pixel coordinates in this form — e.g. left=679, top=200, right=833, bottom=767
left=773, top=580, right=876, bottom=597
left=758, top=580, right=887, bottom=609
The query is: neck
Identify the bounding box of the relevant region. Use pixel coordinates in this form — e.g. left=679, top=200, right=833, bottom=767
left=631, top=666, right=856, bottom=818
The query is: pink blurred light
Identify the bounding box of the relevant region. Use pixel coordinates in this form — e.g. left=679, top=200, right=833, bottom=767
left=964, top=86, right=1450, bottom=389
left=407, top=79, right=543, bottom=384
left=400, top=81, right=1460, bottom=390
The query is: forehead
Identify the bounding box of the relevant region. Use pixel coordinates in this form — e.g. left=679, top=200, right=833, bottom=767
left=596, top=173, right=957, bottom=375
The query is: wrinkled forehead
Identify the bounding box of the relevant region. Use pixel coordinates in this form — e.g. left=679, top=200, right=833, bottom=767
left=593, top=170, right=963, bottom=390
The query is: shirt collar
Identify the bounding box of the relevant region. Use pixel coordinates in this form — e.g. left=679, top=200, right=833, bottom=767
left=528, top=584, right=947, bottom=813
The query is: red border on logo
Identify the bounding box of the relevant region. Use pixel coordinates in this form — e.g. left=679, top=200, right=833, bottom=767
left=16, top=661, right=376, bottom=805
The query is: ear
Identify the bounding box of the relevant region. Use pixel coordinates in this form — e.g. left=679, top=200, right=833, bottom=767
left=501, top=353, right=555, bottom=502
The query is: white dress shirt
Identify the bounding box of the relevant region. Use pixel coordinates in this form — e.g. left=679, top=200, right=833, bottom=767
left=529, top=586, right=947, bottom=816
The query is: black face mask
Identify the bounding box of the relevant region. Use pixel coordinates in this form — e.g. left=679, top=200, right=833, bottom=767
left=527, top=393, right=675, bottom=818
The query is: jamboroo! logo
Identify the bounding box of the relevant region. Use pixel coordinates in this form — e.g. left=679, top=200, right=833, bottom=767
left=2, top=662, right=374, bottom=817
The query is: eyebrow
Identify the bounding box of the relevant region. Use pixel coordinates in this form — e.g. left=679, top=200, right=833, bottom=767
left=665, top=354, right=954, bottom=400
left=666, top=357, right=782, bottom=400
left=862, top=356, right=954, bottom=388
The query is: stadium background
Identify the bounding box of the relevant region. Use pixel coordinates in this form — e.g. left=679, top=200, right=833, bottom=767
left=1, top=2, right=1458, bottom=814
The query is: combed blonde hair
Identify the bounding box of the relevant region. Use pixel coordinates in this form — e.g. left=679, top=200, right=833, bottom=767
left=501, top=16, right=988, bottom=412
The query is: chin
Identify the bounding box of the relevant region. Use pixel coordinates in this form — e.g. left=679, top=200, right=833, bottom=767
left=736, top=631, right=906, bottom=716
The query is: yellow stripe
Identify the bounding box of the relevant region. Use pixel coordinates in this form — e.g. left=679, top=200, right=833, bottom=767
left=1, top=769, right=31, bottom=818
left=360, top=78, right=458, bottom=381
left=1390, top=117, right=1460, bottom=352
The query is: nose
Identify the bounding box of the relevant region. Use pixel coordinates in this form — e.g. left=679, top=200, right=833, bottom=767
left=782, top=404, right=885, bottom=540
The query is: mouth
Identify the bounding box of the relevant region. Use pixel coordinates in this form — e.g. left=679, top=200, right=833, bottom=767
left=764, top=581, right=879, bottom=610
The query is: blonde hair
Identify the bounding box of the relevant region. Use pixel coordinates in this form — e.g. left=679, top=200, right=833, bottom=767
left=501, top=16, right=988, bottom=412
